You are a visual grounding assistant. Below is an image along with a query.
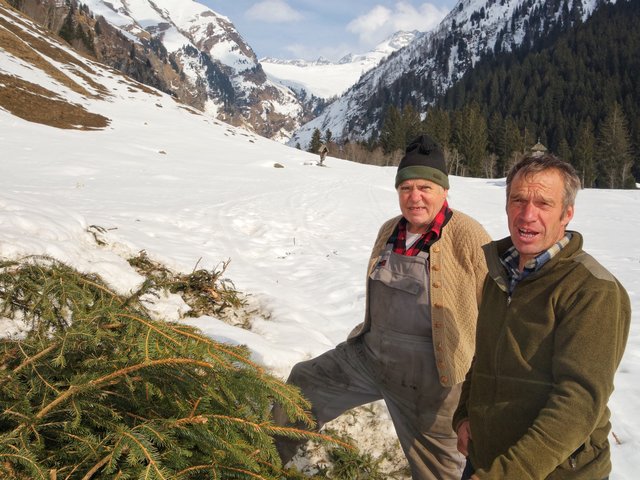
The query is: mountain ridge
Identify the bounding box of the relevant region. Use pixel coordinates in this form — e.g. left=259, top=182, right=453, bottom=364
left=288, top=0, right=604, bottom=148
left=4, top=0, right=418, bottom=142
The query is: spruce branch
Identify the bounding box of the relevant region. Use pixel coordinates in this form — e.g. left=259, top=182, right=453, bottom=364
left=11, top=344, right=58, bottom=374
left=78, top=453, right=111, bottom=480
left=207, top=414, right=353, bottom=451
left=0, top=257, right=338, bottom=478
left=0, top=450, right=47, bottom=479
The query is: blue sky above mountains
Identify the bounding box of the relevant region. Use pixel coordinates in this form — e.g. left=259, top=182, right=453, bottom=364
left=203, top=0, right=454, bottom=61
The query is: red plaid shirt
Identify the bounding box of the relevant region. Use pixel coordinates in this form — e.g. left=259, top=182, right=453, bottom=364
left=390, top=201, right=452, bottom=256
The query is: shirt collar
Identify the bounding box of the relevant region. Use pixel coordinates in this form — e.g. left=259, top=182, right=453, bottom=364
left=400, top=199, right=450, bottom=236
left=501, top=233, right=572, bottom=291
left=390, top=201, right=452, bottom=256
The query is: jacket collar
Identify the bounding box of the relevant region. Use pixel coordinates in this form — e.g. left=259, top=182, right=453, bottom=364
left=483, top=231, right=583, bottom=293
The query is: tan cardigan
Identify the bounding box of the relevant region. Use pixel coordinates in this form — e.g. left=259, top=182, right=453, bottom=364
left=347, top=210, right=491, bottom=387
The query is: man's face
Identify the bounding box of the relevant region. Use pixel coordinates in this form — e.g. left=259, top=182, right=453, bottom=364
left=398, top=179, right=448, bottom=234
left=507, top=168, right=574, bottom=269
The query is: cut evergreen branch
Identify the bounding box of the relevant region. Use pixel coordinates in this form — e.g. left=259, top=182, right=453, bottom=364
left=278, top=429, right=406, bottom=480
left=0, top=256, right=346, bottom=479
left=327, top=439, right=386, bottom=480
left=127, top=250, right=251, bottom=322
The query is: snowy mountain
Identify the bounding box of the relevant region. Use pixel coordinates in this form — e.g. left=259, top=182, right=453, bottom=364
left=260, top=31, right=420, bottom=100
left=60, top=0, right=303, bottom=139
left=288, top=0, right=608, bottom=148
left=4, top=0, right=615, bottom=148
left=6, top=0, right=415, bottom=142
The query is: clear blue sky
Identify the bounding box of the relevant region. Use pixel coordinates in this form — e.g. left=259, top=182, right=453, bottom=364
left=201, top=0, right=456, bottom=61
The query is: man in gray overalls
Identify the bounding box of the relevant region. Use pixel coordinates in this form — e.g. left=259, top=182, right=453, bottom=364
left=274, top=135, right=491, bottom=479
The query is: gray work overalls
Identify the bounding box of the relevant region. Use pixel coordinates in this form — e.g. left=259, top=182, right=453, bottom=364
left=279, top=243, right=465, bottom=479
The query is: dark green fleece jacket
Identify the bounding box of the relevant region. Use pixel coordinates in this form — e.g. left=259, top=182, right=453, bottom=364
left=453, top=232, right=630, bottom=479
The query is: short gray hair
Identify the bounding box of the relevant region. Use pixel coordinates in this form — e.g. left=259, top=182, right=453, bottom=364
left=506, top=154, right=582, bottom=214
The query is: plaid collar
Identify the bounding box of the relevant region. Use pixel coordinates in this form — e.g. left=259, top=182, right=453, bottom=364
left=389, top=201, right=452, bottom=256
left=501, top=233, right=572, bottom=294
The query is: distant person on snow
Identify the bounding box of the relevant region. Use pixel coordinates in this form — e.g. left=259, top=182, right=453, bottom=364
left=453, top=154, right=631, bottom=480
left=273, top=135, right=491, bottom=479
left=318, top=143, right=328, bottom=166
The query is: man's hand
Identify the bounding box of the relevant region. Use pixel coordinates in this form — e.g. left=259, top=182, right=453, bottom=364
left=456, top=419, right=472, bottom=456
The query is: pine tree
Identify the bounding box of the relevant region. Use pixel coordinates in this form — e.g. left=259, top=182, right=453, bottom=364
left=557, top=137, right=572, bottom=165
left=423, top=107, right=452, bottom=149
left=58, top=9, right=76, bottom=44
left=487, top=111, right=504, bottom=157
left=324, top=129, right=333, bottom=144
left=453, top=103, right=489, bottom=177
left=596, top=102, right=634, bottom=188
left=380, top=105, right=405, bottom=155
left=401, top=104, right=423, bottom=142
left=435, top=0, right=640, bottom=186
left=574, top=120, right=596, bottom=188
left=380, top=104, right=424, bottom=158
left=308, top=128, right=322, bottom=153
left=497, top=116, right=523, bottom=177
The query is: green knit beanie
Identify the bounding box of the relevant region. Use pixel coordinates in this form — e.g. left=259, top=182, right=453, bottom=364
left=395, top=135, right=449, bottom=189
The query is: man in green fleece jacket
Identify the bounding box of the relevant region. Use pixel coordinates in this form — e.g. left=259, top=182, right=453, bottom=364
left=453, top=154, right=631, bottom=479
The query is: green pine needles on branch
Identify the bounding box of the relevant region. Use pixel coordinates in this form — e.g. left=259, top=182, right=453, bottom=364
left=0, top=256, right=346, bottom=479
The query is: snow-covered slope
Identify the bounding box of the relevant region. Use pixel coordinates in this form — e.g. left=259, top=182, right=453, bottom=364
left=1, top=2, right=639, bottom=476
left=261, top=31, right=419, bottom=99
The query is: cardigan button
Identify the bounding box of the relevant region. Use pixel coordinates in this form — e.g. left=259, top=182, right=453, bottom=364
left=440, top=375, right=448, bottom=384
left=432, top=264, right=441, bottom=271
left=433, top=246, right=441, bottom=253
left=433, top=281, right=441, bottom=288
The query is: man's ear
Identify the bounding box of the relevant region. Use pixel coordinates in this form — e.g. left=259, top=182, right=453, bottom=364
left=561, top=204, right=575, bottom=227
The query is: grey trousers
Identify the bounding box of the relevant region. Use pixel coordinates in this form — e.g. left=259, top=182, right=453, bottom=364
left=273, top=339, right=464, bottom=480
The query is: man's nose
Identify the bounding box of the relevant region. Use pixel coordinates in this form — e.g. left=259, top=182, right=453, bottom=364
left=409, top=187, right=422, bottom=200
left=521, top=201, right=537, bottom=220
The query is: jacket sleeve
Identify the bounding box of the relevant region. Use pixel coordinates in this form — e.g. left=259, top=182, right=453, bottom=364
left=452, top=356, right=474, bottom=432
left=452, top=236, right=489, bottom=431
left=476, top=279, right=631, bottom=479
left=452, top=218, right=490, bottom=428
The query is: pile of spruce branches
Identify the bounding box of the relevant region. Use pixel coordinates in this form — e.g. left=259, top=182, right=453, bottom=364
left=0, top=257, right=342, bottom=479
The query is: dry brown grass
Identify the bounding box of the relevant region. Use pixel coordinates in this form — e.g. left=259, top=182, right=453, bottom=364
left=0, top=1, right=169, bottom=129
left=0, top=2, right=112, bottom=128
left=0, top=7, right=96, bottom=96
left=0, top=72, right=109, bottom=129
